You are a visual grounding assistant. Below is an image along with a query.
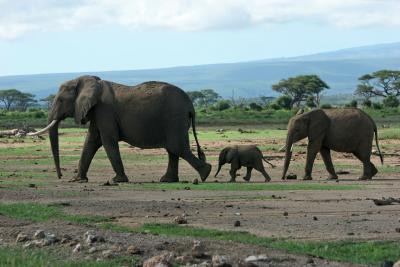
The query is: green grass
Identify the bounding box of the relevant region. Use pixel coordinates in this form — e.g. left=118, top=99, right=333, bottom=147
left=0, top=202, right=109, bottom=225
left=135, top=223, right=400, bottom=266
left=0, top=246, right=138, bottom=267
left=122, top=182, right=364, bottom=191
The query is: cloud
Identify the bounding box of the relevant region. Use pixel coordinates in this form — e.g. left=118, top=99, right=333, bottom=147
left=1, top=0, right=400, bottom=39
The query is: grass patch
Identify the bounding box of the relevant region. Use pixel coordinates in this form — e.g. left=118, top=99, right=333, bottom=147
left=137, top=223, right=400, bottom=265
left=124, top=182, right=364, bottom=191
left=0, top=246, right=138, bottom=267
left=0, top=202, right=109, bottom=225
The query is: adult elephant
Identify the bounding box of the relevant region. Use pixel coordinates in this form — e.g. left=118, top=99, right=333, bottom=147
left=281, top=108, right=383, bottom=181
left=29, top=75, right=212, bottom=183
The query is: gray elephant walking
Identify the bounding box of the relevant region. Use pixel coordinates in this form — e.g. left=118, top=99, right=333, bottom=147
left=29, top=75, right=212, bottom=183
left=215, top=145, right=274, bottom=182
left=281, top=108, right=383, bottom=181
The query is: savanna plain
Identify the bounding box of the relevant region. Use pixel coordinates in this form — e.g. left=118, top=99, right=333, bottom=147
left=1, top=117, right=400, bottom=266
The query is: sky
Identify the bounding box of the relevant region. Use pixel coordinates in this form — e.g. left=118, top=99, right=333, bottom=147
left=1, top=0, right=400, bottom=76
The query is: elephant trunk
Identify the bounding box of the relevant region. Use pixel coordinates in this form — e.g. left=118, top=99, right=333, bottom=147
left=49, top=120, right=62, bottom=179
left=281, top=135, right=294, bottom=179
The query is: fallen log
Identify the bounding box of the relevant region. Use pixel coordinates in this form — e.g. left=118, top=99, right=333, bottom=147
left=371, top=197, right=400, bottom=206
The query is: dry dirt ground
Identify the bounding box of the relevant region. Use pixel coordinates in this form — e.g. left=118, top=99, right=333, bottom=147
left=0, top=126, right=399, bottom=266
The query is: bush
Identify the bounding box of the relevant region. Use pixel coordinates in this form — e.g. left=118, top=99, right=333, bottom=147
left=249, top=102, right=262, bottom=111
left=383, top=95, right=400, bottom=108
left=362, top=99, right=372, bottom=108
left=372, top=102, right=383, bottom=109
left=275, top=95, right=293, bottom=110
left=320, top=104, right=332, bottom=109
left=212, top=100, right=231, bottom=111
left=347, top=100, right=358, bottom=108
left=268, top=102, right=281, bottom=110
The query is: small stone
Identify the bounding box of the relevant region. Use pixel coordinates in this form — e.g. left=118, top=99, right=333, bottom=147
left=33, top=230, right=45, bottom=240
left=286, top=174, right=297, bottom=180
left=174, top=215, right=187, bottom=224
left=143, top=251, right=174, bottom=267
left=313, top=216, right=318, bottom=221
left=23, top=241, right=34, bottom=249
left=283, top=211, right=289, bottom=216
left=195, top=210, right=200, bottom=214
left=192, top=179, right=199, bottom=185
left=84, top=230, right=105, bottom=245
left=73, top=243, right=81, bottom=253
left=127, top=245, right=142, bottom=255
left=234, top=220, right=241, bottom=227
left=235, top=212, right=241, bottom=216
left=395, top=228, right=400, bottom=233
left=60, top=234, right=72, bottom=244
left=89, top=247, right=97, bottom=254
left=245, top=255, right=268, bottom=262
left=347, top=232, right=355, bottom=236
left=175, top=255, right=192, bottom=264
left=192, top=240, right=205, bottom=258
left=212, top=255, right=231, bottom=267
left=306, top=258, right=315, bottom=264
left=102, top=249, right=115, bottom=259
left=16, top=233, right=29, bottom=243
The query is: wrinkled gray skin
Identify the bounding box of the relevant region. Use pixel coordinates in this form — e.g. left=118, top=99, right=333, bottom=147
left=48, top=75, right=211, bottom=183
left=215, top=145, right=272, bottom=182
left=282, top=108, right=383, bottom=181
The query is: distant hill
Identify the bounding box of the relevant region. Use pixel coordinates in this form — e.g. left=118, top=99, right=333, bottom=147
left=1, top=42, right=400, bottom=99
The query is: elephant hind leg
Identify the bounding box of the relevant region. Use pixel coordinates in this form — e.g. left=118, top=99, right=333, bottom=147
left=320, top=147, right=338, bottom=180
left=160, top=151, right=179, bottom=183
left=353, top=151, right=376, bottom=180
left=254, top=162, right=271, bottom=182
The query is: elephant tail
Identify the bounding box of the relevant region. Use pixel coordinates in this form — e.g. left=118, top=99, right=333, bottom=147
left=190, top=112, right=206, bottom=162
left=262, top=157, right=276, bottom=168
left=374, top=126, right=384, bottom=165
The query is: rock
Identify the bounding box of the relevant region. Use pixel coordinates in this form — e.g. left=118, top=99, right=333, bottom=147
left=238, top=262, right=258, bottom=267
left=197, top=261, right=212, bottom=267
left=33, top=230, right=45, bottom=240
left=175, top=255, right=192, bottom=264
left=174, top=215, right=187, bottom=224
left=84, top=230, right=105, bottom=245
left=234, top=212, right=241, bottom=216
left=234, top=220, right=241, bottom=227
left=192, top=179, right=199, bottom=185
left=23, top=241, right=34, bottom=249
left=191, top=240, right=205, bottom=258
left=102, top=249, right=115, bottom=259
left=283, top=211, right=289, bottom=216
left=16, top=233, right=29, bottom=243
left=313, top=216, right=318, bottom=221
left=245, top=255, right=268, bottom=262
left=60, top=234, right=72, bottom=244
left=395, top=228, right=400, bottom=233
left=306, top=258, right=315, bottom=264
left=89, top=247, right=97, bottom=254
left=127, top=245, right=142, bottom=255
left=42, top=233, right=57, bottom=246
left=212, top=255, right=231, bottom=267
left=143, top=251, right=174, bottom=267
left=73, top=243, right=81, bottom=253
left=286, top=174, right=297, bottom=180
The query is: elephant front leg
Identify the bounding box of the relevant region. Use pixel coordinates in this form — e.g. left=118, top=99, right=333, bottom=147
left=229, top=165, right=238, bottom=182
left=243, top=167, right=252, bottom=182
left=160, top=151, right=179, bottom=183
left=102, top=138, right=129, bottom=183
left=70, top=124, right=102, bottom=183
left=304, top=140, right=322, bottom=180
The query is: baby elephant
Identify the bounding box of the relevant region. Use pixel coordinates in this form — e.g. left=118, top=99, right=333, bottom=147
left=215, top=145, right=274, bottom=182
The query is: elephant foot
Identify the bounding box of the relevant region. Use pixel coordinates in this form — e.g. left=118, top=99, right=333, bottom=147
left=371, top=165, right=378, bottom=177
left=303, top=175, right=313, bottom=181
left=112, top=174, right=129, bottom=183
left=160, top=174, right=179, bottom=183
left=358, top=175, right=372, bottom=181
left=198, top=163, right=212, bottom=182
left=69, top=176, right=88, bottom=183
left=264, top=177, right=271, bottom=182
left=327, top=174, right=338, bottom=181
left=229, top=179, right=236, bottom=183
left=243, top=176, right=251, bottom=182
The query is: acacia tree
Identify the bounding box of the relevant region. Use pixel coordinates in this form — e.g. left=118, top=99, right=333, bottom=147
left=355, top=70, right=400, bottom=100
left=272, top=75, right=329, bottom=108
left=0, top=89, right=21, bottom=110
left=40, top=94, right=56, bottom=109
left=15, top=92, right=37, bottom=111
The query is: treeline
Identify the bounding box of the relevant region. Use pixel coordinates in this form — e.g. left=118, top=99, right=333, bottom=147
left=1, top=69, right=399, bottom=114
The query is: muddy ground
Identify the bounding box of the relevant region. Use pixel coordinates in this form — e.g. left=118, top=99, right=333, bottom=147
left=0, top=126, right=399, bottom=266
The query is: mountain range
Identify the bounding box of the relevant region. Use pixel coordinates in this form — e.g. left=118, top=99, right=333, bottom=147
left=1, top=42, right=400, bottom=99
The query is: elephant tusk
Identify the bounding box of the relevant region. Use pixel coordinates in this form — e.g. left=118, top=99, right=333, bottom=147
left=278, top=145, right=286, bottom=152
left=27, top=120, right=58, bottom=136
left=289, top=144, right=294, bottom=152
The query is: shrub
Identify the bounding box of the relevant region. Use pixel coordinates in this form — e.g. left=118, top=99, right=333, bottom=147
left=320, top=104, right=332, bottom=109
left=346, top=100, right=358, bottom=108
left=372, top=102, right=383, bottom=109
left=275, top=95, right=293, bottom=110
left=362, top=99, right=372, bottom=108
left=212, top=100, right=231, bottom=111
left=249, top=102, right=262, bottom=111
left=383, top=95, right=400, bottom=108
left=268, top=102, right=281, bottom=110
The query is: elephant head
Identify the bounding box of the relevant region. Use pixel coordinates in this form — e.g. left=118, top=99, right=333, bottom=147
left=214, top=146, right=238, bottom=177
left=281, top=109, right=330, bottom=179
left=28, top=75, right=102, bottom=178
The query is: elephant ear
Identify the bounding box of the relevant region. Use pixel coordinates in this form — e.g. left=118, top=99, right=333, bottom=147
left=226, top=147, right=238, bottom=163
left=307, top=109, right=330, bottom=142
left=74, top=76, right=102, bottom=125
